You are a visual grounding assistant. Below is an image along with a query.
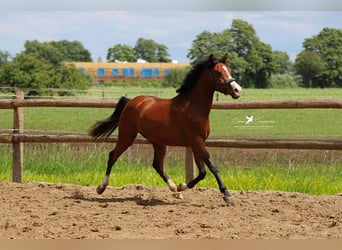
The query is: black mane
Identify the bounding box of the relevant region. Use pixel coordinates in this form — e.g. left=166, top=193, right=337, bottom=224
left=176, top=56, right=221, bottom=94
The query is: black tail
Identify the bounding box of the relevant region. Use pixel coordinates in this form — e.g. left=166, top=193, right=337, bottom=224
left=88, top=96, right=130, bottom=138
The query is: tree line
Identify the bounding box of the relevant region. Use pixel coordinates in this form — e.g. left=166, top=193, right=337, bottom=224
left=185, top=19, right=341, bottom=88
left=107, top=38, right=171, bottom=63
left=0, top=40, right=93, bottom=95
left=0, top=19, right=341, bottom=93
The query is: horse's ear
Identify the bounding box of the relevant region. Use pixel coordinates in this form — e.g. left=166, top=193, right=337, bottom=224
left=209, top=54, right=215, bottom=62
left=221, top=53, right=228, bottom=63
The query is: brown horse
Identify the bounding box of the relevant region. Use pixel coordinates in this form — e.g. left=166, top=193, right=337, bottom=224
left=88, top=54, right=242, bottom=203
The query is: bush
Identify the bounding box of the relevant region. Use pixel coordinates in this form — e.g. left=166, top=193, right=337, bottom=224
left=269, top=74, right=300, bottom=88
left=0, top=53, right=93, bottom=95
left=162, top=66, right=190, bottom=88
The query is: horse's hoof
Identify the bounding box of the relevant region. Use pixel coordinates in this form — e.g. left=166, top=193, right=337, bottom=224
left=96, top=185, right=105, bottom=194
left=172, top=192, right=184, bottom=200
left=177, top=183, right=188, bottom=192
left=223, top=195, right=234, bottom=205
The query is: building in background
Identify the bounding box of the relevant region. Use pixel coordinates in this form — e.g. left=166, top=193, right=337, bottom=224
left=70, top=62, right=189, bottom=83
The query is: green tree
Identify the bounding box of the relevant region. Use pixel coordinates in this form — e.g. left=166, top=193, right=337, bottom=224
left=24, top=40, right=92, bottom=65
left=0, top=39, right=94, bottom=94
left=230, top=19, right=275, bottom=88
left=231, top=19, right=258, bottom=57
left=272, top=51, right=293, bottom=75
left=134, top=38, right=171, bottom=62
left=302, top=28, right=342, bottom=87
left=156, top=43, right=171, bottom=62
left=294, top=50, right=325, bottom=88
left=107, top=44, right=135, bottom=62
left=51, top=40, right=92, bottom=62
left=187, top=19, right=275, bottom=88
left=24, top=40, right=63, bottom=66
left=187, top=30, right=248, bottom=83
left=0, top=50, right=11, bottom=66
left=187, top=30, right=233, bottom=63
left=0, top=53, right=55, bottom=89
left=0, top=53, right=92, bottom=94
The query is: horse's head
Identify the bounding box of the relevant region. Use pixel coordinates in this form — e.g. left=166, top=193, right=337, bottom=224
left=208, top=54, right=242, bottom=99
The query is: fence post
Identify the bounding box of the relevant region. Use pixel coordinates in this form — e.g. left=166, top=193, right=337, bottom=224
left=12, top=90, right=24, bottom=183
left=185, top=147, right=196, bottom=183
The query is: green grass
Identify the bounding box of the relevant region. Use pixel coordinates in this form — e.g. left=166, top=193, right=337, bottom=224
left=0, top=144, right=341, bottom=195
left=238, top=88, right=342, bottom=101
left=210, top=109, right=342, bottom=139
left=1, top=107, right=341, bottom=139
left=1, top=87, right=342, bottom=194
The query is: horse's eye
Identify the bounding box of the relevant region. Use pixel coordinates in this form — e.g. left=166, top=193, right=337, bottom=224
left=216, top=72, right=223, bottom=77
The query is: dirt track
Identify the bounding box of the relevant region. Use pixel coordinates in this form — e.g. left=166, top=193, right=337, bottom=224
left=0, top=181, right=341, bottom=239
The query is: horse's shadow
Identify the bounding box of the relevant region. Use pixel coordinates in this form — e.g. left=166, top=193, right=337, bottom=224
left=65, top=194, right=175, bottom=207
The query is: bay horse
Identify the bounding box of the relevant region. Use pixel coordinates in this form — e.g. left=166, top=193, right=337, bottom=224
left=88, top=54, right=242, bottom=203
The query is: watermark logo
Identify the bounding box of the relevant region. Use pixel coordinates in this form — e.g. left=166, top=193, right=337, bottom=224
left=232, top=115, right=275, bottom=129
left=245, top=115, right=253, bottom=125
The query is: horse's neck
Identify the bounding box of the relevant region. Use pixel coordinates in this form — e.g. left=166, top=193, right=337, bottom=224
left=176, top=77, right=215, bottom=117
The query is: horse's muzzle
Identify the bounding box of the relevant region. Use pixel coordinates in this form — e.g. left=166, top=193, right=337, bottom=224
left=231, top=92, right=240, bottom=99
left=230, top=81, right=242, bottom=99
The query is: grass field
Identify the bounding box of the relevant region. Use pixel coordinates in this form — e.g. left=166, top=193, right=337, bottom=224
left=0, top=143, right=341, bottom=195
left=1, top=87, right=341, bottom=194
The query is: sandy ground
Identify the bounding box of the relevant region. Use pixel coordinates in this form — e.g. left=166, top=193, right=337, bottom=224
left=0, top=181, right=341, bottom=239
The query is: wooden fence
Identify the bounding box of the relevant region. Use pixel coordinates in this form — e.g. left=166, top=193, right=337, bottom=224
left=1, top=90, right=342, bottom=183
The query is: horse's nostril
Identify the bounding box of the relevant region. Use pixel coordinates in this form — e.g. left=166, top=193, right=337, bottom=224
left=234, top=88, right=239, bottom=93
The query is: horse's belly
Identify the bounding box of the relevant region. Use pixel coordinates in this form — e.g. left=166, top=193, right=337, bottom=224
left=139, top=124, right=189, bottom=146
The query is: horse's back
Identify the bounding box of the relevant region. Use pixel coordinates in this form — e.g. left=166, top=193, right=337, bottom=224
left=119, top=95, right=189, bottom=146
left=123, top=96, right=171, bottom=118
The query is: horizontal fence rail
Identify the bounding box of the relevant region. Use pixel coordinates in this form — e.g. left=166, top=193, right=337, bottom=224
left=1, top=90, right=342, bottom=183
left=1, top=99, right=342, bottom=109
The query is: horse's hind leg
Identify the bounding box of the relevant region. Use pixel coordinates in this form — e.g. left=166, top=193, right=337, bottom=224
left=96, top=145, right=125, bottom=194
left=97, top=129, right=137, bottom=194
left=152, top=143, right=177, bottom=192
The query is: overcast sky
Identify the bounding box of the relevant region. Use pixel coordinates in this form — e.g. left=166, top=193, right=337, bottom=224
left=0, top=2, right=341, bottom=62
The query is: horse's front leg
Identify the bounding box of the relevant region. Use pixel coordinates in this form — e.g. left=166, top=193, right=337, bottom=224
left=177, top=153, right=207, bottom=191
left=204, top=157, right=233, bottom=204
left=177, top=151, right=233, bottom=204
